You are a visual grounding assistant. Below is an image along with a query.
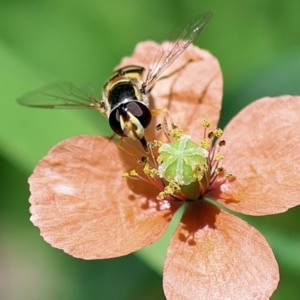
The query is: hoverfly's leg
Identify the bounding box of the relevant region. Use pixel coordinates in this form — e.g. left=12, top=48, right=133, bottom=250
left=151, top=108, right=177, bottom=140
left=108, top=133, right=118, bottom=140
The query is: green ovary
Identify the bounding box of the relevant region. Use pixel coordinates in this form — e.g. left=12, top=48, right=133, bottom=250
left=158, top=135, right=209, bottom=200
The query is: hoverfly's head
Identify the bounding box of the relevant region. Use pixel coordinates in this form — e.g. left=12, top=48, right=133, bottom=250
left=109, top=101, right=152, bottom=151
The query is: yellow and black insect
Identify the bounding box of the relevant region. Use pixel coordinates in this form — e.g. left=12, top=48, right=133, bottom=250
left=17, top=12, right=212, bottom=151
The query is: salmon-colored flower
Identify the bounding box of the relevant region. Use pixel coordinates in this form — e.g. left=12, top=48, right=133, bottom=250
left=29, top=41, right=300, bottom=299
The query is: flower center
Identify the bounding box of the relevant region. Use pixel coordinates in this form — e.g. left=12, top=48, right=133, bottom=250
left=122, top=120, right=233, bottom=202
left=157, top=134, right=209, bottom=200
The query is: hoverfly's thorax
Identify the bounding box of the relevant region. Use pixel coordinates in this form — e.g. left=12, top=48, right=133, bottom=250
left=103, top=65, right=145, bottom=111
left=107, top=82, right=138, bottom=109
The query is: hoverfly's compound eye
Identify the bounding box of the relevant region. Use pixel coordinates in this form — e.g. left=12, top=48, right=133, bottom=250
left=126, top=102, right=152, bottom=128
left=109, top=102, right=152, bottom=137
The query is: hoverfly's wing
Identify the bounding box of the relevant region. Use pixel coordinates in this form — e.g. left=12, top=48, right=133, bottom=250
left=145, top=11, right=212, bottom=92
left=17, top=82, right=100, bottom=109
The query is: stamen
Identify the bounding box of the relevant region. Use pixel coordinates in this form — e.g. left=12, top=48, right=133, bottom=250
left=170, top=128, right=184, bottom=140
left=169, top=180, right=181, bottom=192
left=213, top=128, right=223, bottom=138
left=143, top=163, right=158, bottom=178
left=153, top=140, right=163, bottom=148
left=158, top=191, right=166, bottom=200
left=147, top=141, right=155, bottom=150
left=122, top=169, right=139, bottom=179
left=202, top=120, right=210, bottom=139
left=148, top=141, right=162, bottom=169
left=138, top=156, right=149, bottom=165
left=202, top=119, right=210, bottom=128
left=193, top=163, right=208, bottom=181
left=208, top=131, right=214, bottom=139
left=130, top=170, right=139, bottom=176
left=210, top=153, right=222, bottom=180
left=214, top=153, right=224, bottom=162
left=218, top=140, right=226, bottom=147
left=200, top=138, right=210, bottom=149
left=157, top=154, right=163, bottom=164
left=215, top=167, right=224, bottom=174
left=158, top=180, right=181, bottom=200
left=226, top=173, right=234, bottom=180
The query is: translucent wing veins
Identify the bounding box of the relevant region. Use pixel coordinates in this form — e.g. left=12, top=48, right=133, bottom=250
left=145, top=11, right=212, bottom=91
left=17, top=82, right=100, bottom=109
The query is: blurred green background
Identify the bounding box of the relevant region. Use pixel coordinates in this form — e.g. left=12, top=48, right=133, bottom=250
left=1, top=0, right=300, bottom=299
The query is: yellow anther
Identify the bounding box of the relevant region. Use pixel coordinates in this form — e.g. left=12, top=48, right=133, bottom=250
left=159, top=180, right=181, bottom=199
left=147, top=141, right=155, bottom=150
left=200, top=138, right=210, bottom=149
left=164, top=185, right=174, bottom=194
left=215, top=167, right=224, bottom=174
left=170, top=128, right=184, bottom=140
left=213, top=128, right=223, bottom=138
left=226, top=173, right=234, bottom=180
left=157, top=154, right=163, bottom=164
left=193, top=163, right=208, bottom=180
left=214, top=153, right=224, bottom=161
left=153, top=140, right=163, bottom=148
left=159, top=191, right=166, bottom=199
left=143, top=163, right=158, bottom=178
left=123, top=170, right=139, bottom=177
left=202, top=119, right=210, bottom=128
left=129, top=170, right=139, bottom=176
left=150, top=169, right=158, bottom=178
left=169, top=180, right=181, bottom=192
left=143, top=163, right=151, bottom=174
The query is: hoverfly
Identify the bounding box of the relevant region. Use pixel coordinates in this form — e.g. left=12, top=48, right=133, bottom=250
left=17, top=12, right=212, bottom=151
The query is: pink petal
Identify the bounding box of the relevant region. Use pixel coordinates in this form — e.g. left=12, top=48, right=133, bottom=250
left=29, top=136, right=180, bottom=259
left=163, top=201, right=279, bottom=300
left=210, top=96, right=300, bottom=215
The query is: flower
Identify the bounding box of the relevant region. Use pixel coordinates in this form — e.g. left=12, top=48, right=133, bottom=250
left=28, top=41, right=300, bottom=299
